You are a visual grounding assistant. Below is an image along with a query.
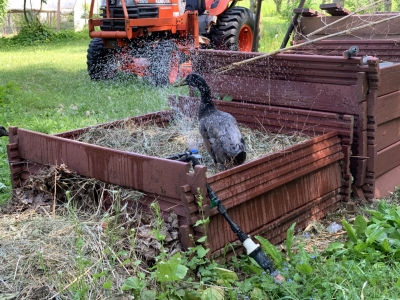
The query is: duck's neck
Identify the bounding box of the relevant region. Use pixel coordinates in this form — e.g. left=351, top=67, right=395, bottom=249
left=198, top=85, right=216, bottom=118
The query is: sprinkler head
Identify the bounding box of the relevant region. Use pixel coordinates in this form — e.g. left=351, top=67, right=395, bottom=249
left=343, top=45, right=359, bottom=59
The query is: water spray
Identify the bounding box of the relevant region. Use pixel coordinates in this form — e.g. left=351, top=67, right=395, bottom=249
left=167, top=149, right=284, bottom=281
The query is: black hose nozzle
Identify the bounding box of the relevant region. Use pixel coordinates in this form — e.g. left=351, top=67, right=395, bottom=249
left=248, top=246, right=277, bottom=275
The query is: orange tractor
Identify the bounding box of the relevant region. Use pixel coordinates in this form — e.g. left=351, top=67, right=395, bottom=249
left=87, top=0, right=259, bottom=85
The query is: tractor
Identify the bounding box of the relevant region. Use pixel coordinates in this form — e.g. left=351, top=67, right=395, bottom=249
left=87, top=0, right=259, bottom=86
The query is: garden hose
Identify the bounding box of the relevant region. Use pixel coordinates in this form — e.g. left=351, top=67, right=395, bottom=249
left=167, top=149, right=283, bottom=280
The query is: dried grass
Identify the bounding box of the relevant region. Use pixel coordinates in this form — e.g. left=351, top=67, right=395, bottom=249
left=76, top=113, right=310, bottom=175
left=0, top=165, right=180, bottom=299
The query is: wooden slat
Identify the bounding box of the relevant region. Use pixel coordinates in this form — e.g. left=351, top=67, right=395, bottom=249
left=375, top=90, right=400, bottom=125
left=319, top=3, right=350, bottom=16
left=375, top=140, right=400, bottom=177
left=374, top=164, right=400, bottom=198
left=298, top=13, right=400, bottom=36
left=354, top=158, right=367, bottom=187
left=293, top=8, right=322, bottom=17
left=201, top=74, right=361, bottom=115
left=376, top=117, right=400, bottom=152
left=377, top=63, right=400, bottom=96
left=56, top=110, right=172, bottom=139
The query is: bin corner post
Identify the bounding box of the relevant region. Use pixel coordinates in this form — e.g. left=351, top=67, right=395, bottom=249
left=179, top=184, right=196, bottom=250
left=6, top=126, right=22, bottom=190
left=181, top=165, right=212, bottom=254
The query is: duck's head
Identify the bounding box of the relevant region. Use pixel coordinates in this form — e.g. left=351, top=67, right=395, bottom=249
left=173, top=73, right=211, bottom=100
left=174, top=73, right=207, bottom=87
left=0, top=126, right=9, bottom=137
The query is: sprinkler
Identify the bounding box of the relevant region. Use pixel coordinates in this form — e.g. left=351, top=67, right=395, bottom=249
left=167, top=149, right=284, bottom=282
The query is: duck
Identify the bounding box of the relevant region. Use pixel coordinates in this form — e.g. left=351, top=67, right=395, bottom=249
left=176, top=73, right=246, bottom=168
left=0, top=126, right=8, bottom=137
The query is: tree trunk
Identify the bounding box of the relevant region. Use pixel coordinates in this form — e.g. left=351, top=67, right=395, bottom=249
left=384, top=0, right=392, bottom=11
left=274, top=0, right=283, bottom=13
left=23, top=0, right=30, bottom=26
left=57, top=0, right=61, bottom=31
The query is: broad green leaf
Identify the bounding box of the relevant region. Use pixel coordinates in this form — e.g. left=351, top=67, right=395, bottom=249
left=141, top=290, right=157, bottom=300
left=354, top=241, right=368, bottom=252
left=102, top=280, right=112, bottom=290
left=196, top=245, right=210, bottom=258
left=222, top=95, right=233, bottom=101
left=377, top=201, right=389, bottom=214
left=354, top=215, right=367, bottom=236
left=250, top=287, right=265, bottom=299
left=255, top=235, right=283, bottom=267
left=121, top=276, right=145, bottom=291
left=286, top=223, right=296, bottom=262
left=201, top=286, right=224, bottom=300
left=324, top=242, right=345, bottom=252
left=175, top=264, right=189, bottom=279
left=213, top=267, right=238, bottom=280
left=381, top=238, right=391, bottom=252
left=296, top=263, right=313, bottom=274
left=365, top=209, right=384, bottom=221
left=366, top=227, right=386, bottom=245
left=395, top=278, right=400, bottom=289
left=194, top=218, right=210, bottom=227
left=197, top=236, right=207, bottom=243
left=342, top=219, right=357, bottom=243
left=156, top=253, right=188, bottom=282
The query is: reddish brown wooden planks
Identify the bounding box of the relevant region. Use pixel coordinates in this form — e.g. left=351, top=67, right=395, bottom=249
left=375, top=140, right=400, bottom=177
left=374, top=91, right=400, bottom=125
left=374, top=164, right=400, bottom=198
left=375, top=118, right=400, bottom=152
left=201, top=74, right=360, bottom=115
left=15, top=128, right=194, bottom=200
left=297, top=13, right=400, bottom=36
left=207, top=164, right=342, bottom=252
left=377, top=63, right=400, bottom=96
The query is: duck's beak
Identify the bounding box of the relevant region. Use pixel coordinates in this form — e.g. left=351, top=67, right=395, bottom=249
left=173, top=76, right=187, bottom=87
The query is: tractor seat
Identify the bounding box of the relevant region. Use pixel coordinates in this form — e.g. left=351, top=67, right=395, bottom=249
left=185, top=0, right=206, bottom=15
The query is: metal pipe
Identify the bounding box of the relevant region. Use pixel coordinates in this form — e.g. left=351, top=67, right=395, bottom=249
left=280, top=0, right=306, bottom=49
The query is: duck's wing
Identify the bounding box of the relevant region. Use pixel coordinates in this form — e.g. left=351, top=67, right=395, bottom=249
left=199, top=120, right=217, bottom=163
left=200, top=111, right=246, bottom=165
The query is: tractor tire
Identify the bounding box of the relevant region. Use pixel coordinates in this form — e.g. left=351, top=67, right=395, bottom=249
left=87, top=38, right=118, bottom=80
left=146, top=41, right=181, bottom=87
left=211, top=7, right=256, bottom=52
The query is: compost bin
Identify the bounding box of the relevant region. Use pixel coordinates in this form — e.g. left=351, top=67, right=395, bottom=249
left=6, top=95, right=352, bottom=255
left=194, top=46, right=400, bottom=201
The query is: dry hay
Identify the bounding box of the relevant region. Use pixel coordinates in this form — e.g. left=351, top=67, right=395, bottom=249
left=0, top=164, right=180, bottom=299
left=76, top=114, right=310, bottom=175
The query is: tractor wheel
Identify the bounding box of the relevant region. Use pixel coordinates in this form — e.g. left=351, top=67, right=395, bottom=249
left=87, top=38, right=118, bottom=80
left=146, top=41, right=180, bottom=87
left=211, top=7, right=256, bottom=52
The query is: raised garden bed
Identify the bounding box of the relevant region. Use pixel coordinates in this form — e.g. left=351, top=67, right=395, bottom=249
left=6, top=97, right=352, bottom=255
